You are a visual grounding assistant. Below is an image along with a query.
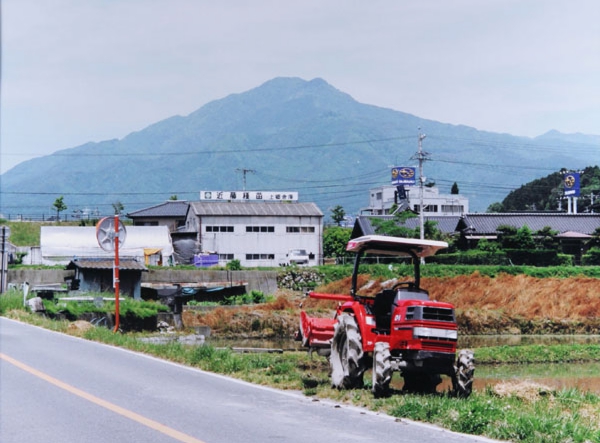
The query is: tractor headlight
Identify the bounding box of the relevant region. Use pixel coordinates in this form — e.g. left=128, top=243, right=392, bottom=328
left=413, top=327, right=457, bottom=340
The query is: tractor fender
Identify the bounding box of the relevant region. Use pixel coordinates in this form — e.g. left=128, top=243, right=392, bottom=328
left=335, top=303, right=370, bottom=349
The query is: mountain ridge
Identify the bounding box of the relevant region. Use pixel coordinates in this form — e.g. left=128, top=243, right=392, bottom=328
left=1, top=77, right=598, bottom=219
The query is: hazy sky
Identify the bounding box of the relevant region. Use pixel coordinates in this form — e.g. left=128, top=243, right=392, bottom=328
left=2, top=0, right=599, bottom=173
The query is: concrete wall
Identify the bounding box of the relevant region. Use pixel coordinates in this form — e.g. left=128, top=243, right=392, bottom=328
left=7, top=269, right=72, bottom=286
left=7, top=269, right=278, bottom=295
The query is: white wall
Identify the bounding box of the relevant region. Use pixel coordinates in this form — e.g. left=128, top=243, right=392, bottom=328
left=198, top=215, right=322, bottom=267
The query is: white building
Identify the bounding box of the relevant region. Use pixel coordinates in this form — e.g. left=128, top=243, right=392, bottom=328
left=365, top=185, right=469, bottom=216
left=186, top=201, right=323, bottom=267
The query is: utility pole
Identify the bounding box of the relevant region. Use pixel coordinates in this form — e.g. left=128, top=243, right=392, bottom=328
left=0, top=226, right=10, bottom=294
left=235, top=168, right=256, bottom=191
left=411, top=129, right=430, bottom=241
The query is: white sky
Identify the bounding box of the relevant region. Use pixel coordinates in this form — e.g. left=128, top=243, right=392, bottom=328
left=1, top=0, right=599, bottom=173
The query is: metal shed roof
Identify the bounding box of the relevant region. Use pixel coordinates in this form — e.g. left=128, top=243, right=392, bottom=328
left=127, top=201, right=189, bottom=218
left=189, top=201, right=323, bottom=217
left=66, top=258, right=148, bottom=271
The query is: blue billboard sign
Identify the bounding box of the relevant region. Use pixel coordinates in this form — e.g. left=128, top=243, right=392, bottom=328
left=391, top=167, right=416, bottom=185
left=563, top=172, right=580, bottom=197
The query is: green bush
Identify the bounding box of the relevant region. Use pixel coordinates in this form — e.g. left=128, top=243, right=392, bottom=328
left=42, top=296, right=168, bottom=320
left=582, top=247, right=600, bottom=265
left=226, top=259, right=242, bottom=270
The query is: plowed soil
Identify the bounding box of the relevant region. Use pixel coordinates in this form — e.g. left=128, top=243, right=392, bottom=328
left=182, top=274, right=600, bottom=337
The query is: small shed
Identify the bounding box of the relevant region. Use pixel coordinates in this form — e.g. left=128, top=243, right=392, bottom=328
left=66, top=258, right=148, bottom=299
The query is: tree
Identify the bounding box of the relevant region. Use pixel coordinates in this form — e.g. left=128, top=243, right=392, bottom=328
left=496, top=225, right=519, bottom=249
left=52, top=196, right=67, bottom=221
left=586, top=227, right=600, bottom=249
left=497, top=224, right=535, bottom=250
left=330, top=205, right=346, bottom=226
left=535, top=226, right=559, bottom=249
left=323, top=226, right=352, bottom=259
left=451, top=182, right=459, bottom=195
left=371, top=210, right=418, bottom=238
left=112, top=201, right=124, bottom=215
left=486, top=202, right=504, bottom=213
left=514, top=225, right=536, bottom=250
left=169, top=195, right=178, bottom=200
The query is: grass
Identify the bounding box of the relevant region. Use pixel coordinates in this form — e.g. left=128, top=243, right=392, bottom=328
left=476, top=343, right=600, bottom=364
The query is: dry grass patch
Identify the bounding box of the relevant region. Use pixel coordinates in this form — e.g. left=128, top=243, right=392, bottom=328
left=491, top=381, right=554, bottom=403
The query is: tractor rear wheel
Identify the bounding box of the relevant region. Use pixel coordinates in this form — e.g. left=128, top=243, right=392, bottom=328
left=452, top=349, right=475, bottom=398
left=330, top=313, right=365, bottom=389
left=372, top=342, right=392, bottom=397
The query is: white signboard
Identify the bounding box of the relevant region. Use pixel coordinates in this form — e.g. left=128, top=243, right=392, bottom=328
left=200, top=191, right=298, bottom=201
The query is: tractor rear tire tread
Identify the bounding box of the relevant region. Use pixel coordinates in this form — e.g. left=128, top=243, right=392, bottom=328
left=330, top=313, right=365, bottom=389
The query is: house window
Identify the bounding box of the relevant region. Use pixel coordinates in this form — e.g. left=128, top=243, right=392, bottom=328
left=206, top=226, right=234, bottom=232
left=245, top=253, right=275, bottom=260
left=413, top=205, right=438, bottom=213
left=219, top=253, right=234, bottom=260
left=245, top=226, right=275, bottom=233
left=134, top=221, right=158, bottom=226
left=286, top=226, right=315, bottom=233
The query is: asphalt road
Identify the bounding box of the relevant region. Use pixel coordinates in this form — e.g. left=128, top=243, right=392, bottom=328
left=0, top=318, right=499, bottom=443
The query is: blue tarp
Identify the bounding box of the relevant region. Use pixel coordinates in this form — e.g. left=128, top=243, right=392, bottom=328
left=193, top=254, right=219, bottom=267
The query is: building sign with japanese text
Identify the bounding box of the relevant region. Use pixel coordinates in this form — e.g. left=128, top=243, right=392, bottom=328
left=200, top=191, right=298, bottom=201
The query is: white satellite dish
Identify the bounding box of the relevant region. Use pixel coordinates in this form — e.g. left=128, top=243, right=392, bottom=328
left=96, top=216, right=127, bottom=252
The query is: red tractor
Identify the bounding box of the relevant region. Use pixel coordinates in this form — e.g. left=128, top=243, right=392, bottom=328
left=297, top=235, right=474, bottom=397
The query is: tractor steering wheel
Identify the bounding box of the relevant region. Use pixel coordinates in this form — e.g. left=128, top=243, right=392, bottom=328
left=391, top=281, right=415, bottom=291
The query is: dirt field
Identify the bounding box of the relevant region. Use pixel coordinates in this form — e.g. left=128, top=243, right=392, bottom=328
left=182, top=274, right=600, bottom=337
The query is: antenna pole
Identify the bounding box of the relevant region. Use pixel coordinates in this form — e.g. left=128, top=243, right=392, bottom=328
left=235, top=168, right=256, bottom=191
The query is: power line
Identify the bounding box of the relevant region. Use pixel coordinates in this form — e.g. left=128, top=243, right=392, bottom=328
left=2, top=136, right=416, bottom=158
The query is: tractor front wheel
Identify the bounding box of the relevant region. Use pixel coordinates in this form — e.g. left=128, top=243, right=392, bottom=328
left=452, top=349, right=475, bottom=398
left=372, top=342, right=392, bottom=397
left=330, top=313, right=365, bottom=389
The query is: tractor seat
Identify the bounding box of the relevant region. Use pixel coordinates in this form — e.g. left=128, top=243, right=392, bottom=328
left=372, top=290, right=396, bottom=330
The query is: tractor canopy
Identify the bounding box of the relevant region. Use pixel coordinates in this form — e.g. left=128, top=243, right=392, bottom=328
left=347, top=235, right=448, bottom=297
left=346, top=235, right=448, bottom=258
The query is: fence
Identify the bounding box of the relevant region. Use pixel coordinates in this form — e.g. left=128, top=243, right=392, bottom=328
left=2, top=213, right=112, bottom=223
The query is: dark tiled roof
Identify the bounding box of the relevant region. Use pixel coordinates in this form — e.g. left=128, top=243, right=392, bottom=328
left=66, top=258, right=148, bottom=271
left=127, top=201, right=189, bottom=218
left=189, top=201, right=323, bottom=217
left=458, top=213, right=600, bottom=235
left=352, top=215, right=461, bottom=238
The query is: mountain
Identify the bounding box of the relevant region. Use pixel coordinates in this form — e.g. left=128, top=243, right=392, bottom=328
left=1, top=77, right=599, bottom=220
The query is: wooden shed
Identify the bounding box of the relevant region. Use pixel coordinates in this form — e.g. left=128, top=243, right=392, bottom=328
left=66, top=258, right=148, bottom=299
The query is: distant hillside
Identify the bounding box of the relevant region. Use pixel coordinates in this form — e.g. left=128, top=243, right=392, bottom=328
left=491, top=165, right=600, bottom=212
left=1, top=77, right=599, bottom=220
